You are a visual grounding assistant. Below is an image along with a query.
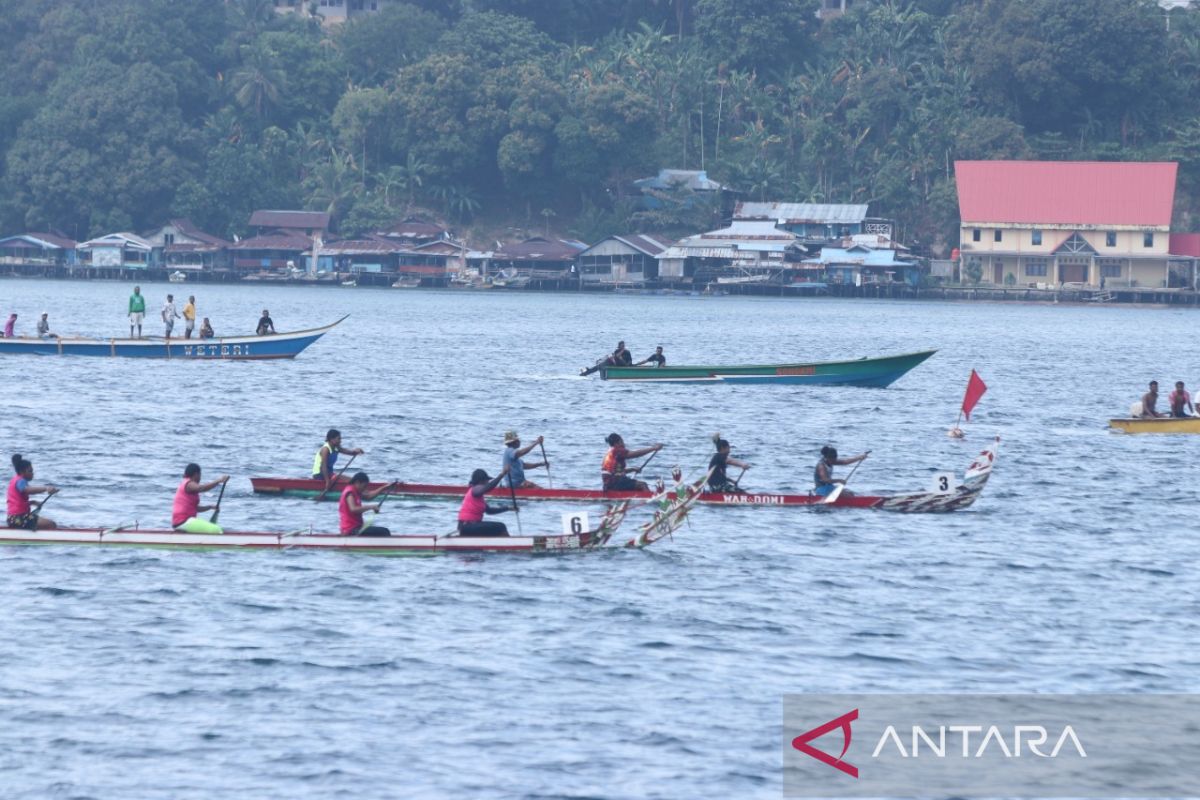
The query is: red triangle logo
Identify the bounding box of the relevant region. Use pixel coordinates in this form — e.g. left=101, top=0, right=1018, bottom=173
left=791, top=708, right=859, bottom=778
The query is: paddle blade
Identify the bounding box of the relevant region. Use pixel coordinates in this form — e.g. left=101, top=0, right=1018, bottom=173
left=822, top=485, right=845, bottom=505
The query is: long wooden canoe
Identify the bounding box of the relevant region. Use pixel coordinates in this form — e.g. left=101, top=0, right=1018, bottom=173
left=587, top=349, right=936, bottom=386
left=1109, top=417, right=1200, bottom=434
left=0, top=316, right=347, bottom=360
left=250, top=439, right=998, bottom=514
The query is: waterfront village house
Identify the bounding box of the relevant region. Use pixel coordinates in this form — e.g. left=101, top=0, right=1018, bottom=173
left=230, top=233, right=314, bottom=274
left=734, top=201, right=877, bottom=246
left=490, top=237, right=587, bottom=281
left=376, top=216, right=449, bottom=247
left=0, top=232, right=76, bottom=267
left=77, top=233, right=152, bottom=270
left=404, top=239, right=466, bottom=284
left=955, top=160, right=1180, bottom=289
left=272, top=0, right=388, bottom=24
left=800, top=245, right=922, bottom=286
left=248, top=210, right=330, bottom=239
left=657, top=220, right=806, bottom=286
left=577, top=234, right=672, bottom=287
left=142, top=219, right=231, bottom=273
left=633, top=169, right=727, bottom=209
left=320, top=236, right=409, bottom=275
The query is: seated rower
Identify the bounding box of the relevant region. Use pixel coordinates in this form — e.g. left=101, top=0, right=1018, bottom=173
left=601, top=433, right=663, bottom=492
left=8, top=454, right=58, bottom=530
left=1170, top=381, right=1195, bottom=418
left=708, top=434, right=750, bottom=492
left=814, top=446, right=868, bottom=498
left=36, top=312, right=57, bottom=339
left=502, top=431, right=547, bottom=490
left=313, top=428, right=365, bottom=488
left=581, top=340, right=634, bottom=376
left=339, top=472, right=394, bottom=537
left=199, top=318, right=214, bottom=339
left=172, top=464, right=229, bottom=534
left=635, top=346, right=666, bottom=367
left=457, top=466, right=513, bottom=537
left=1140, top=381, right=1166, bottom=418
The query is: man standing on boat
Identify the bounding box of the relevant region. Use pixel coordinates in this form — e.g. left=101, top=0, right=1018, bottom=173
left=313, top=429, right=365, bottom=489
left=339, top=472, right=394, bottom=537
left=601, top=434, right=662, bottom=492
left=581, top=340, right=634, bottom=376
left=128, top=286, right=145, bottom=338
left=1140, top=381, right=1167, bottom=418
left=457, top=466, right=513, bottom=537
left=814, top=446, right=869, bottom=498
left=1169, top=381, right=1195, bottom=417
left=172, top=464, right=228, bottom=534
left=502, top=431, right=548, bottom=490
left=635, top=346, right=667, bottom=367
left=183, top=296, right=196, bottom=339
left=8, top=455, right=58, bottom=530
left=257, top=309, right=276, bottom=336
left=3, top=313, right=16, bottom=337
left=161, top=294, right=180, bottom=339
left=708, top=435, right=750, bottom=492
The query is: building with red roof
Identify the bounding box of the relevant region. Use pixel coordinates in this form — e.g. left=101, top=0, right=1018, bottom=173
left=955, top=160, right=1180, bottom=288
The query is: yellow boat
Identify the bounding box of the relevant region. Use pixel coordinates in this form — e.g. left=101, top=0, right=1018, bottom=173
left=1109, top=417, right=1200, bottom=434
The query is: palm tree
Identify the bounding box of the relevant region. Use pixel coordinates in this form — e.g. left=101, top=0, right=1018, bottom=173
left=230, top=44, right=286, bottom=121
left=305, top=149, right=361, bottom=222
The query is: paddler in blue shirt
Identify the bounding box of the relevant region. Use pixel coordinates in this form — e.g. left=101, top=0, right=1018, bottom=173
left=814, top=446, right=869, bottom=497
left=502, top=431, right=548, bottom=489
left=313, top=429, right=365, bottom=489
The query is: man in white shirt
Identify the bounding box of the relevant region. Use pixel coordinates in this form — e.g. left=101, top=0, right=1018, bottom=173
left=162, top=294, right=180, bottom=339
left=36, top=312, right=56, bottom=339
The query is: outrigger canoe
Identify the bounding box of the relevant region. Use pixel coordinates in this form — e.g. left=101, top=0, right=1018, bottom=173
left=1109, top=417, right=1200, bottom=434
left=0, top=316, right=347, bottom=360
left=585, top=349, right=936, bottom=386
left=251, top=439, right=999, bottom=514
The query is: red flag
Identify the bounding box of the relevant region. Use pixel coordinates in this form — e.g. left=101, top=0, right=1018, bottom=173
left=961, top=369, right=988, bottom=421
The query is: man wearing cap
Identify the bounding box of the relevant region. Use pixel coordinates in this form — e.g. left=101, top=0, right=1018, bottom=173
left=502, top=431, right=548, bottom=490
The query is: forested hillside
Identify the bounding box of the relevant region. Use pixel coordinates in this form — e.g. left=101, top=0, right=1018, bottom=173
left=1, top=0, right=1197, bottom=255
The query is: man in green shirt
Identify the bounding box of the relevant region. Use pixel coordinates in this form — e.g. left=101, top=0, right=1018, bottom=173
left=128, top=286, right=145, bottom=338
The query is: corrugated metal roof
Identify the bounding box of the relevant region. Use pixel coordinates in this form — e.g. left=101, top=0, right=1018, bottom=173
left=955, top=160, right=1177, bottom=226
left=79, top=232, right=152, bottom=251
left=249, top=210, right=331, bottom=230
left=231, top=234, right=313, bottom=251
left=1170, top=233, right=1200, bottom=257
left=634, top=169, right=724, bottom=192
left=735, top=201, right=868, bottom=224
left=803, top=247, right=915, bottom=267
left=493, top=237, right=587, bottom=260
left=169, top=218, right=231, bottom=247
left=0, top=233, right=75, bottom=249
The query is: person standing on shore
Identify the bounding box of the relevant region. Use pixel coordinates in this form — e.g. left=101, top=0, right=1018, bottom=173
left=183, top=295, right=196, bottom=339
left=161, top=294, right=180, bottom=339
left=128, top=286, right=145, bottom=338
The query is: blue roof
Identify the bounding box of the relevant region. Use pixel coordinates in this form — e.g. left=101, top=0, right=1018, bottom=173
left=803, top=247, right=914, bottom=267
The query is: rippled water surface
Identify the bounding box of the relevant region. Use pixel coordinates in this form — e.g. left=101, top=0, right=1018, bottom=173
left=1, top=278, right=1198, bottom=799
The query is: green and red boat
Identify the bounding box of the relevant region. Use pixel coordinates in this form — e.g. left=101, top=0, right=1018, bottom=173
left=584, top=349, right=936, bottom=386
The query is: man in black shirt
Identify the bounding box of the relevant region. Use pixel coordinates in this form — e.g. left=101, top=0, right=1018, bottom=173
left=581, top=340, right=633, bottom=376
left=256, top=309, right=276, bottom=336
left=636, top=346, right=666, bottom=367
left=708, top=435, right=750, bottom=492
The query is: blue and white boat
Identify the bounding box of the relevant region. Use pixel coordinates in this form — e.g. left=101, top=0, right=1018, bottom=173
left=0, top=316, right=347, bottom=360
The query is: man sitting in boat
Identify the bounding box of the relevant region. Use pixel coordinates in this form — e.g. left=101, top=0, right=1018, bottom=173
left=339, top=472, right=393, bottom=537
left=1140, top=381, right=1167, bottom=418
left=1170, top=381, right=1195, bottom=418
left=502, top=431, right=547, bottom=489
left=313, top=429, right=365, bottom=489
left=581, top=340, right=634, bottom=376
left=601, top=433, right=662, bottom=492
left=635, top=346, right=666, bottom=367
left=708, top=435, right=750, bottom=492
left=36, top=312, right=57, bottom=339
left=172, top=464, right=229, bottom=534
left=457, top=467, right=513, bottom=537
left=256, top=309, right=276, bottom=336
left=8, top=454, right=58, bottom=530
left=814, top=446, right=868, bottom=498
left=199, top=318, right=214, bottom=339
left=3, top=313, right=16, bottom=338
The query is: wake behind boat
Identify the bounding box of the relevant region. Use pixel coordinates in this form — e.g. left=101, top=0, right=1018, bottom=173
left=0, top=316, right=347, bottom=360
left=251, top=438, right=999, bottom=514
left=584, top=349, right=936, bottom=386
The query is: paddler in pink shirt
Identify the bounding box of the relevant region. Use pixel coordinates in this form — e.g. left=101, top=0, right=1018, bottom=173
left=338, top=472, right=395, bottom=536
left=7, top=454, right=58, bottom=530
left=172, top=463, right=229, bottom=534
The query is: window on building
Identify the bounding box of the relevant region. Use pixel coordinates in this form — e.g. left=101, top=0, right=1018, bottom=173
left=1031, top=230, right=1042, bottom=246
left=1144, top=231, right=1154, bottom=248
left=1099, top=261, right=1123, bottom=278
left=972, top=229, right=980, bottom=242
left=994, top=229, right=1002, bottom=242
left=1024, top=258, right=1048, bottom=277
left=1106, top=231, right=1116, bottom=247
left=163, top=233, right=174, bottom=245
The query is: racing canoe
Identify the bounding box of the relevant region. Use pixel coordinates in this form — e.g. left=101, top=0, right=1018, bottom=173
left=0, top=316, right=347, bottom=360
left=587, top=349, right=936, bottom=386
left=251, top=439, right=999, bottom=514
left=1109, top=417, right=1200, bottom=434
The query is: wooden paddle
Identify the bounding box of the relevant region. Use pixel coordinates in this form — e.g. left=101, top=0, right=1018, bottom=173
left=33, top=488, right=59, bottom=513
left=508, top=475, right=523, bottom=536
left=358, top=480, right=398, bottom=533
left=539, top=439, right=552, bottom=488
left=314, top=453, right=356, bottom=502
left=822, top=453, right=869, bottom=505
left=632, top=449, right=659, bottom=477
left=209, top=478, right=228, bottom=523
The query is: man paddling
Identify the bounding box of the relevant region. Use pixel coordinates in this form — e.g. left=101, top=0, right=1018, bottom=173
left=1170, top=381, right=1195, bottom=418
left=708, top=435, right=750, bottom=492
left=502, top=431, right=548, bottom=490
left=339, top=472, right=394, bottom=537
left=635, top=346, right=667, bottom=367
left=814, top=446, right=869, bottom=498
left=1140, top=381, right=1166, bottom=418
left=172, top=464, right=229, bottom=534
left=601, top=433, right=662, bottom=492
left=457, top=466, right=513, bottom=537
left=313, top=429, right=365, bottom=489
left=581, top=340, right=633, bottom=376
left=8, top=454, right=58, bottom=530
left=128, top=286, right=145, bottom=338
